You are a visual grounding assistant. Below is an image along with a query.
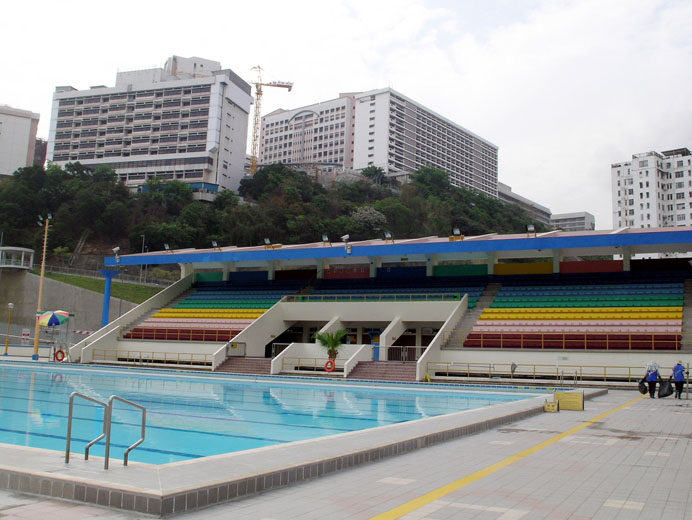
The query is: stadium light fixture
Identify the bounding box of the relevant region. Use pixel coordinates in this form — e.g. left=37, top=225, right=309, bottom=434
left=450, top=227, right=464, bottom=242
left=322, top=234, right=332, bottom=247
left=383, top=231, right=394, bottom=244
left=526, top=224, right=536, bottom=238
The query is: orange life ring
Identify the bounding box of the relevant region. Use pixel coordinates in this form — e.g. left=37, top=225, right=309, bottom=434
left=324, top=360, right=336, bottom=372
left=54, top=350, right=66, bottom=362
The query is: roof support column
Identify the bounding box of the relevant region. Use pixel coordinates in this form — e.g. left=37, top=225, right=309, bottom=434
left=426, top=255, right=437, bottom=277
left=622, top=247, right=631, bottom=272
left=267, top=261, right=276, bottom=281
left=486, top=252, right=496, bottom=275
left=369, top=257, right=381, bottom=279
left=552, top=249, right=562, bottom=274
left=316, top=258, right=324, bottom=279
left=180, top=263, right=193, bottom=279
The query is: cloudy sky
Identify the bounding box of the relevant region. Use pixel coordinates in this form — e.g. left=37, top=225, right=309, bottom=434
left=2, top=0, right=691, bottom=229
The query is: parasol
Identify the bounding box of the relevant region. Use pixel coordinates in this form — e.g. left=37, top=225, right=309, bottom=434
left=37, top=310, right=70, bottom=327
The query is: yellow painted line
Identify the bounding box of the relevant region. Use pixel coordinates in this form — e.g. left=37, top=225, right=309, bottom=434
left=370, top=394, right=645, bottom=520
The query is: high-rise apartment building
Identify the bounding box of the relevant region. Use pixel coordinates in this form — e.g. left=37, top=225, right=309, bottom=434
left=259, top=88, right=499, bottom=197
left=0, top=105, right=40, bottom=177
left=47, top=56, right=252, bottom=192
left=498, top=182, right=551, bottom=225
left=611, top=148, right=692, bottom=229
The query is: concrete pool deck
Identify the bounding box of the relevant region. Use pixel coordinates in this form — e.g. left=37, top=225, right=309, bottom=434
left=0, top=364, right=592, bottom=517
left=3, top=389, right=690, bottom=519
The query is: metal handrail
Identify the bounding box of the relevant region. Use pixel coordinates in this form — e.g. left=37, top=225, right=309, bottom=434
left=105, top=396, right=146, bottom=468
left=65, top=391, right=147, bottom=469
left=65, top=392, right=108, bottom=465
left=282, top=292, right=462, bottom=303
left=92, top=348, right=212, bottom=366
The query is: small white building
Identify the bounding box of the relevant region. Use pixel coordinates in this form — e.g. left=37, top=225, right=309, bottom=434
left=0, top=105, right=40, bottom=177
left=550, top=211, right=595, bottom=232
left=47, top=56, right=253, bottom=192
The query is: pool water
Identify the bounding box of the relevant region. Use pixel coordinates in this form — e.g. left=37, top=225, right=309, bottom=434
left=0, top=365, right=541, bottom=464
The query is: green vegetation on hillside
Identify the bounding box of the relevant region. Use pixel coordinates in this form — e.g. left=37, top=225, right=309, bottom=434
left=1, top=162, right=545, bottom=256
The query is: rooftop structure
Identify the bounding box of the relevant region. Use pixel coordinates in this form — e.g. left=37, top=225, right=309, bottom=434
left=550, top=211, right=595, bottom=231
left=497, top=182, right=551, bottom=225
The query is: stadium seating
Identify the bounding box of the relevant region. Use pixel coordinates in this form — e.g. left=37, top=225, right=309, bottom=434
left=464, top=275, right=685, bottom=351
left=121, top=282, right=300, bottom=342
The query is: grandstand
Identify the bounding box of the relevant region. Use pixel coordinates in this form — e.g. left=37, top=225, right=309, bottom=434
left=69, top=227, right=692, bottom=384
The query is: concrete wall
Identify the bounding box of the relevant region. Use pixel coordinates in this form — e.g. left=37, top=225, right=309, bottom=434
left=0, top=270, right=135, bottom=346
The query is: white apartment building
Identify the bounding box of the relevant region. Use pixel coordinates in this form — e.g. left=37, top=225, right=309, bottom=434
left=260, top=93, right=356, bottom=179
left=611, top=148, right=692, bottom=229
left=550, top=211, right=595, bottom=232
left=259, top=88, right=499, bottom=197
left=0, top=105, right=40, bottom=177
left=48, top=56, right=252, bottom=192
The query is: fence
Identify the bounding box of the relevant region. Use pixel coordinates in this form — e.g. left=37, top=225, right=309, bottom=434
left=43, top=265, right=173, bottom=286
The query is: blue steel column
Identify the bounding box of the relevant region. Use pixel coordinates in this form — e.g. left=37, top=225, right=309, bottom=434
left=99, top=270, right=120, bottom=327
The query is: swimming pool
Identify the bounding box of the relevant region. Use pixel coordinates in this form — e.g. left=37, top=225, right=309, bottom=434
left=0, top=364, right=543, bottom=465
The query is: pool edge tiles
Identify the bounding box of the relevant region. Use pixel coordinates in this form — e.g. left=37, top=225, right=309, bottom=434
left=0, top=389, right=608, bottom=516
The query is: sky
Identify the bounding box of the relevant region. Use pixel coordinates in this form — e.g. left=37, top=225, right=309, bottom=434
left=2, top=0, right=691, bottom=229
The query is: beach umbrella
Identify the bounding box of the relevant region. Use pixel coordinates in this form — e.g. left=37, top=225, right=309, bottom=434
left=37, top=310, right=70, bottom=327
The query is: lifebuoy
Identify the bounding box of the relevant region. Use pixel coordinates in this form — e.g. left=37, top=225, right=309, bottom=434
left=54, top=350, right=66, bottom=362
left=324, top=360, right=336, bottom=372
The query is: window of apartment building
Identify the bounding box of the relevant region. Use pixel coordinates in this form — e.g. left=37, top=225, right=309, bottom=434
left=677, top=193, right=685, bottom=199
left=678, top=160, right=684, bottom=167
left=639, top=160, right=648, bottom=167
left=675, top=171, right=684, bottom=178
left=677, top=214, right=686, bottom=221
left=677, top=182, right=685, bottom=188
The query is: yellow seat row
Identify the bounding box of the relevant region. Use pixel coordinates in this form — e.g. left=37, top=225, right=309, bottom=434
left=152, top=309, right=266, bottom=319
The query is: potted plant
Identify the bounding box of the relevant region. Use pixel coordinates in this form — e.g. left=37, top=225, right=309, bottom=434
left=314, top=329, right=348, bottom=360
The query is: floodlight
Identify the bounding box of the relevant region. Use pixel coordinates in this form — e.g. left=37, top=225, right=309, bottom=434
left=383, top=231, right=392, bottom=240
left=526, top=224, right=535, bottom=233
left=322, top=234, right=329, bottom=242
left=264, top=238, right=272, bottom=246
left=452, top=227, right=461, bottom=236
left=211, top=240, right=218, bottom=248
left=164, top=243, right=170, bottom=250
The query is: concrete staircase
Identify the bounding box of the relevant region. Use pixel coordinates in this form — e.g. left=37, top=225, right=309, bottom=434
left=347, top=361, right=417, bottom=382
left=215, top=357, right=272, bottom=374
left=443, top=283, right=501, bottom=350
left=682, top=279, right=692, bottom=352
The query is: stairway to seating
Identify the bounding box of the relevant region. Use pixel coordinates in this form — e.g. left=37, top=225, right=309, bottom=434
left=122, top=281, right=302, bottom=342
left=215, top=357, right=272, bottom=374
left=347, top=361, right=417, bottom=382
left=444, top=283, right=501, bottom=349
left=464, top=273, right=686, bottom=351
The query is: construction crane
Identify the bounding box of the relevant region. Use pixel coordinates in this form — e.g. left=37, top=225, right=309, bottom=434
left=249, top=66, right=293, bottom=175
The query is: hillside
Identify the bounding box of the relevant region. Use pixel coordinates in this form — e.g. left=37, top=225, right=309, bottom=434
left=0, top=162, right=545, bottom=257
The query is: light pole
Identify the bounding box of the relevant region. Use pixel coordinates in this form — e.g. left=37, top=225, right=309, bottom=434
left=139, top=234, right=145, bottom=283
left=4, top=302, right=14, bottom=356
left=33, top=213, right=52, bottom=360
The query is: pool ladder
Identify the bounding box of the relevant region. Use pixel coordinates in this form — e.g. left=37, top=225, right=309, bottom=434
left=64, top=392, right=146, bottom=470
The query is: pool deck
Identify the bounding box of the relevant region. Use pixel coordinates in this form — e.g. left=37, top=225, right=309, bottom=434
left=1, top=388, right=690, bottom=519
left=0, top=374, right=568, bottom=517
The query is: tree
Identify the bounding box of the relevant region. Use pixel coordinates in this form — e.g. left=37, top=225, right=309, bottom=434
left=314, top=329, right=348, bottom=360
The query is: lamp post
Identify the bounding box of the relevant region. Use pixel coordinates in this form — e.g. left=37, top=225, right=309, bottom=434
left=4, top=302, right=14, bottom=356
left=33, top=213, right=52, bottom=360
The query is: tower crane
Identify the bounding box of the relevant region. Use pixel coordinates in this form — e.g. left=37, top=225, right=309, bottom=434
left=249, top=66, right=293, bottom=175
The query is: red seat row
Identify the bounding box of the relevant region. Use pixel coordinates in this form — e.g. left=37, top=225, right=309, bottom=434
left=463, top=332, right=680, bottom=350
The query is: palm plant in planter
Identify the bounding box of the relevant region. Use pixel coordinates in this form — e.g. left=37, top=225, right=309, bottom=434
left=314, top=329, right=348, bottom=360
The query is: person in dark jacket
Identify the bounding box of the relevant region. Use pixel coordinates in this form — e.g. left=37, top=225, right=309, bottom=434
left=645, top=361, right=660, bottom=398
left=672, top=361, right=686, bottom=399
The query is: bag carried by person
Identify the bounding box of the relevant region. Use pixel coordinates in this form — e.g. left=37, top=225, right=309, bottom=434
left=638, top=379, right=648, bottom=394
left=658, top=379, right=673, bottom=398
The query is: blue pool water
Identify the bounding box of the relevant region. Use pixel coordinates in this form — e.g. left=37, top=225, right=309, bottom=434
left=0, top=364, right=542, bottom=465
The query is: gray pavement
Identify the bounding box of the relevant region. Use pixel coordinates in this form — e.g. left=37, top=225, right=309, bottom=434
left=1, top=390, right=690, bottom=519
